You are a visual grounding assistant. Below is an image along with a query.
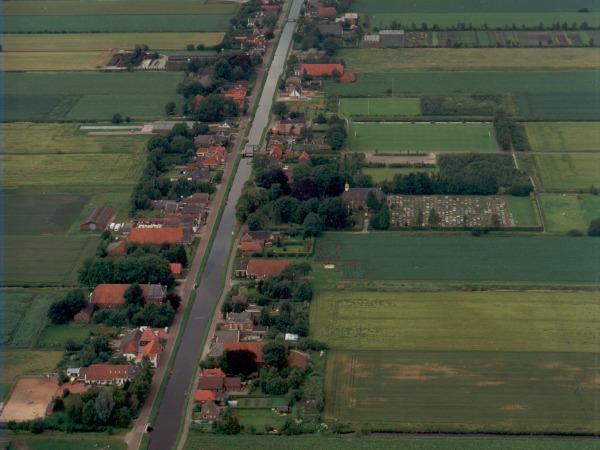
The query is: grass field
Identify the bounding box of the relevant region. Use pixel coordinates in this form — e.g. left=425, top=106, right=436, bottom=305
left=0, top=51, right=112, bottom=71
left=324, top=350, right=600, bottom=432
left=363, top=167, right=437, bottom=182
left=0, top=350, right=62, bottom=393
left=2, top=72, right=182, bottom=121
left=37, top=323, right=94, bottom=349
left=348, top=122, right=497, bottom=153
left=525, top=122, right=600, bottom=152
left=0, top=33, right=225, bottom=52
left=7, top=436, right=127, bottom=450
left=339, top=97, right=421, bottom=116
left=506, top=195, right=540, bottom=226
left=339, top=49, right=600, bottom=72
left=541, top=194, right=600, bottom=233
left=311, top=290, right=599, bottom=352
left=183, top=433, right=600, bottom=450
left=314, top=233, right=600, bottom=284
left=521, top=153, right=600, bottom=191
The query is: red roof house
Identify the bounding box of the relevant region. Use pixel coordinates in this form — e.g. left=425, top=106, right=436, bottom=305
left=169, top=263, right=183, bottom=277
left=128, top=227, right=189, bottom=245
left=316, top=6, right=337, bottom=18
left=194, top=389, right=218, bottom=403
left=246, top=259, right=295, bottom=279
left=239, top=240, right=264, bottom=254
left=90, top=284, right=129, bottom=309
left=79, top=364, right=137, bottom=385
left=300, top=63, right=344, bottom=77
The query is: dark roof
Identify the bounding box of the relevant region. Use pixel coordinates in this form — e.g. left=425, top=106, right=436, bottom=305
left=198, top=377, right=224, bottom=390
left=215, top=330, right=240, bottom=343
left=340, top=188, right=385, bottom=204
left=81, top=205, right=116, bottom=228
left=317, top=23, right=343, bottom=37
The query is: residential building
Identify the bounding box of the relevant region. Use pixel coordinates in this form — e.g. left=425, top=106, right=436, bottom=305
left=78, top=364, right=138, bottom=385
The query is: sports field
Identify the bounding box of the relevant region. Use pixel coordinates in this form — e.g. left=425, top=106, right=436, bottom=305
left=522, top=153, right=600, bottom=191
left=348, top=122, right=497, bottom=153
left=525, top=122, right=600, bottom=152
left=339, top=49, right=600, bottom=72
left=3, top=72, right=182, bottom=121
left=339, top=97, right=421, bottom=116
left=541, top=194, right=600, bottom=233
left=314, top=233, right=600, bottom=284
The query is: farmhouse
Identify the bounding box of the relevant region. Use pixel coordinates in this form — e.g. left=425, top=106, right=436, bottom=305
left=90, top=283, right=167, bottom=308
left=237, top=258, right=295, bottom=279
left=80, top=205, right=116, bottom=231
left=199, top=400, right=223, bottom=422
left=78, top=364, right=138, bottom=385
left=299, top=63, right=344, bottom=78
left=118, top=327, right=165, bottom=367
left=128, top=227, right=192, bottom=245
left=341, top=186, right=386, bottom=210
left=316, top=6, right=337, bottom=18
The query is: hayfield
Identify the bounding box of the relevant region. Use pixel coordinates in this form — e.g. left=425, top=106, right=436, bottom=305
left=310, top=290, right=600, bottom=352
left=339, top=97, right=420, bottom=116
left=0, top=51, right=111, bottom=71
left=324, top=350, right=600, bottom=433
left=314, top=233, right=600, bottom=284
left=348, top=122, right=497, bottom=153
left=541, top=194, right=600, bottom=233
left=2, top=72, right=182, bottom=121
left=339, top=49, right=600, bottom=72
left=0, top=32, right=225, bottom=52
left=522, top=152, right=600, bottom=191
left=183, top=433, right=600, bottom=450
left=525, top=122, right=600, bottom=152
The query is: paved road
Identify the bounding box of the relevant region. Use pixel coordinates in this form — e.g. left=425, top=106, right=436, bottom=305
left=147, top=2, right=303, bottom=449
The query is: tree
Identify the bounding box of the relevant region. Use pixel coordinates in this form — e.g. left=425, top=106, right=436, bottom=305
left=213, top=408, right=241, bottom=434
left=366, top=190, right=382, bottom=210
left=303, top=212, right=324, bottom=237
left=274, top=196, right=300, bottom=223
left=262, top=341, right=288, bottom=370
left=273, top=102, right=288, bottom=119
left=327, top=123, right=347, bottom=150
left=194, top=94, right=238, bottom=122
left=323, top=37, right=340, bottom=56
left=47, top=289, right=86, bottom=324
left=111, top=114, right=123, bottom=124
left=165, top=102, right=176, bottom=116
left=318, top=197, right=350, bottom=229
left=94, top=389, right=115, bottom=425
left=125, top=283, right=145, bottom=307
left=215, top=59, right=232, bottom=80
left=223, top=349, right=257, bottom=377
left=371, top=205, right=390, bottom=230
left=166, top=292, right=181, bottom=311
left=588, top=218, right=600, bottom=236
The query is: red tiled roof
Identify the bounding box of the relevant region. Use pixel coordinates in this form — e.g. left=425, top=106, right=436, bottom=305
left=128, top=227, right=185, bottom=245
left=232, top=295, right=248, bottom=305
left=300, top=63, right=344, bottom=77
left=288, top=349, right=310, bottom=370
left=169, top=263, right=183, bottom=276
left=202, top=368, right=226, bottom=378
left=137, top=339, right=162, bottom=361
left=195, top=389, right=217, bottom=402
left=298, top=151, right=310, bottom=164
left=82, top=364, right=132, bottom=382
left=316, top=6, right=337, bottom=17
left=270, top=146, right=283, bottom=159
left=246, top=259, right=294, bottom=279
left=91, top=284, right=129, bottom=308
left=224, top=85, right=247, bottom=103
left=240, top=240, right=263, bottom=253
left=223, top=342, right=265, bottom=364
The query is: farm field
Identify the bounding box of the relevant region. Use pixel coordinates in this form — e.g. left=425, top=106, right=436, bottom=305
left=0, top=33, right=225, bottom=52
left=0, top=51, right=112, bottom=71
left=520, top=152, right=600, bottom=191
left=2, top=71, right=182, bottom=121
left=324, top=350, right=600, bottom=433
left=506, top=195, right=540, bottom=226
left=363, top=166, right=437, bottom=182
left=348, top=122, right=497, bottom=153
left=525, top=122, right=600, bottom=152
left=310, top=290, right=600, bottom=352
left=6, top=436, right=127, bottom=450
left=0, top=350, right=62, bottom=400
left=183, top=433, right=600, bottom=450
left=540, top=194, right=600, bottom=233
left=339, top=97, right=420, bottom=116
left=339, top=49, right=600, bottom=72
left=314, top=233, right=600, bottom=284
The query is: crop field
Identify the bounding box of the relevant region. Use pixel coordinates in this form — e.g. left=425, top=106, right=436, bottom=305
left=363, top=167, right=437, bottom=182
left=525, top=122, right=600, bottom=152
left=2, top=72, right=182, bottom=121
left=339, top=49, right=600, bottom=72
left=540, top=194, right=600, bottom=233
left=521, top=153, right=600, bottom=191
left=348, top=122, right=497, bottom=153
left=324, top=350, right=600, bottom=433
left=314, top=233, right=600, bottom=284
left=0, top=51, right=113, bottom=71
left=0, top=33, right=225, bottom=52
left=339, top=97, right=420, bottom=116
left=183, top=433, right=600, bottom=450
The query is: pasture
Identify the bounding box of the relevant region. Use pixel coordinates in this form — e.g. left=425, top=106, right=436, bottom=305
left=0, top=33, right=225, bottom=52
left=324, top=350, right=600, bottom=433
left=0, top=350, right=62, bottom=400
left=363, top=166, right=437, bottom=182
left=314, top=233, right=600, bottom=284
left=7, top=437, right=127, bottom=450
left=183, top=433, right=600, bottom=450
left=0, top=51, right=111, bottom=71
left=348, top=122, right=497, bottom=153
left=339, top=49, right=600, bottom=72
left=2, top=72, right=182, bottom=121
left=339, top=97, right=420, bottom=116
left=522, top=153, right=600, bottom=191
left=525, top=122, right=600, bottom=152
left=540, top=194, right=600, bottom=233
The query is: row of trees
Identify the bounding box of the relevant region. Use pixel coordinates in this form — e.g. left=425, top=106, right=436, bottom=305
left=493, top=109, right=530, bottom=151
left=379, top=20, right=597, bottom=32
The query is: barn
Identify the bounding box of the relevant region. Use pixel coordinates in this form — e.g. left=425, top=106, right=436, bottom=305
left=80, top=205, right=116, bottom=231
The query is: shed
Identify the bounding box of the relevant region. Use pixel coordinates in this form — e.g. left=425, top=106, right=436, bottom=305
left=80, top=205, right=116, bottom=231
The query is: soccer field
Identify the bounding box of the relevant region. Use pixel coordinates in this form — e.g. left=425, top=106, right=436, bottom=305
left=348, top=122, right=497, bottom=153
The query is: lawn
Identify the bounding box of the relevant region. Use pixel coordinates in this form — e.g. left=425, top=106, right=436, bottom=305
left=183, top=433, right=600, bottom=450
left=234, top=409, right=287, bottom=430
left=525, top=122, right=600, bottom=152
left=506, top=195, right=540, bottom=226
left=314, top=233, right=600, bottom=284
left=348, top=122, right=497, bottom=153
left=324, top=350, right=600, bottom=433
left=339, top=97, right=421, bottom=116
left=541, top=194, right=600, bottom=233
left=339, top=49, right=600, bottom=72
left=311, top=290, right=599, bottom=352
left=0, top=349, right=62, bottom=387
left=363, top=166, right=437, bottom=182
left=2, top=71, right=182, bottom=121
left=0, top=33, right=225, bottom=52
left=37, top=323, right=94, bottom=349
left=0, top=51, right=112, bottom=71
left=7, top=436, right=127, bottom=450
left=522, top=152, right=600, bottom=191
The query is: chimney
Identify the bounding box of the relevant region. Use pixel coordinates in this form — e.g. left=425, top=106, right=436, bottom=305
left=344, top=182, right=350, bottom=192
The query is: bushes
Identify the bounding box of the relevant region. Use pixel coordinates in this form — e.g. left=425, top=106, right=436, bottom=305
left=48, top=289, right=87, bottom=324
left=588, top=218, right=600, bottom=236
left=493, top=109, right=530, bottom=151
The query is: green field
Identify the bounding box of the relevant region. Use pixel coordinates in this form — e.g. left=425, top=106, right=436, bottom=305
left=2, top=72, right=182, bottom=121
left=0, top=350, right=62, bottom=395
left=324, top=350, right=600, bottom=432
left=348, top=122, right=497, bottom=153
left=314, top=233, right=600, bottom=284
left=525, top=122, right=600, bottom=152
left=184, top=433, right=600, bottom=450
left=37, top=323, right=94, bottom=348
left=339, top=97, right=420, bottom=116
left=0, top=51, right=112, bottom=71
left=506, top=195, right=540, bottom=226
left=311, top=290, right=599, bottom=352
left=521, top=152, right=600, bottom=191
left=7, top=436, right=127, bottom=450
left=363, top=167, right=437, bottom=182
left=541, top=194, right=600, bottom=233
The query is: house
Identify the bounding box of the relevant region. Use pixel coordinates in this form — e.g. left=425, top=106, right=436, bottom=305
left=209, top=330, right=240, bottom=357
left=199, top=400, right=223, bottom=422
left=194, top=389, right=218, bottom=403
left=78, top=364, right=138, bottom=385
left=299, top=63, right=344, bottom=78
left=337, top=12, right=359, bottom=26
left=183, top=192, right=210, bottom=208
left=198, top=155, right=225, bottom=170
left=193, top=134, right=228, bottom=148
left=73, top=304, right=94, bottom=323
left=272, top=118, right=305, bottom=136
left=90, top=283, right=166, bottom=309
left=288, top=350, right=310, bottom=370
left=340, top=185, right=386, bottom=210
left=224, top=84, right=248, bottom=110
left=128, top=227, right=192, bottom=245
left=197, top=368, right=242, bottom=393
left=235, top=258, right=250, bottom=277
left=317, top=23, right=343, bottom=37
left=142, top=284, right=168, bottom=305
left=316, top=6, right=337, bottom=18
left=80, top=205, right=116, bottom=231
left=170, top=263, right=183, bottom=277
left=245, top=259, right=295, bottom=279
left=106, top=240, right=127, bottom=256
left=242, top=230, right=283, bottom=245
left=223, top=311, right=254, bottom=331
left=118, top=327, right=165, bottom=367
left=222, top=342, right=265, bottom=365
left=184, top=168, right=212, bottom=183
left=196, top=145, right=226, bottom=158
left=298, top=151, right=311, bottom=165
left=239, top=239, right=264, bottom=254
